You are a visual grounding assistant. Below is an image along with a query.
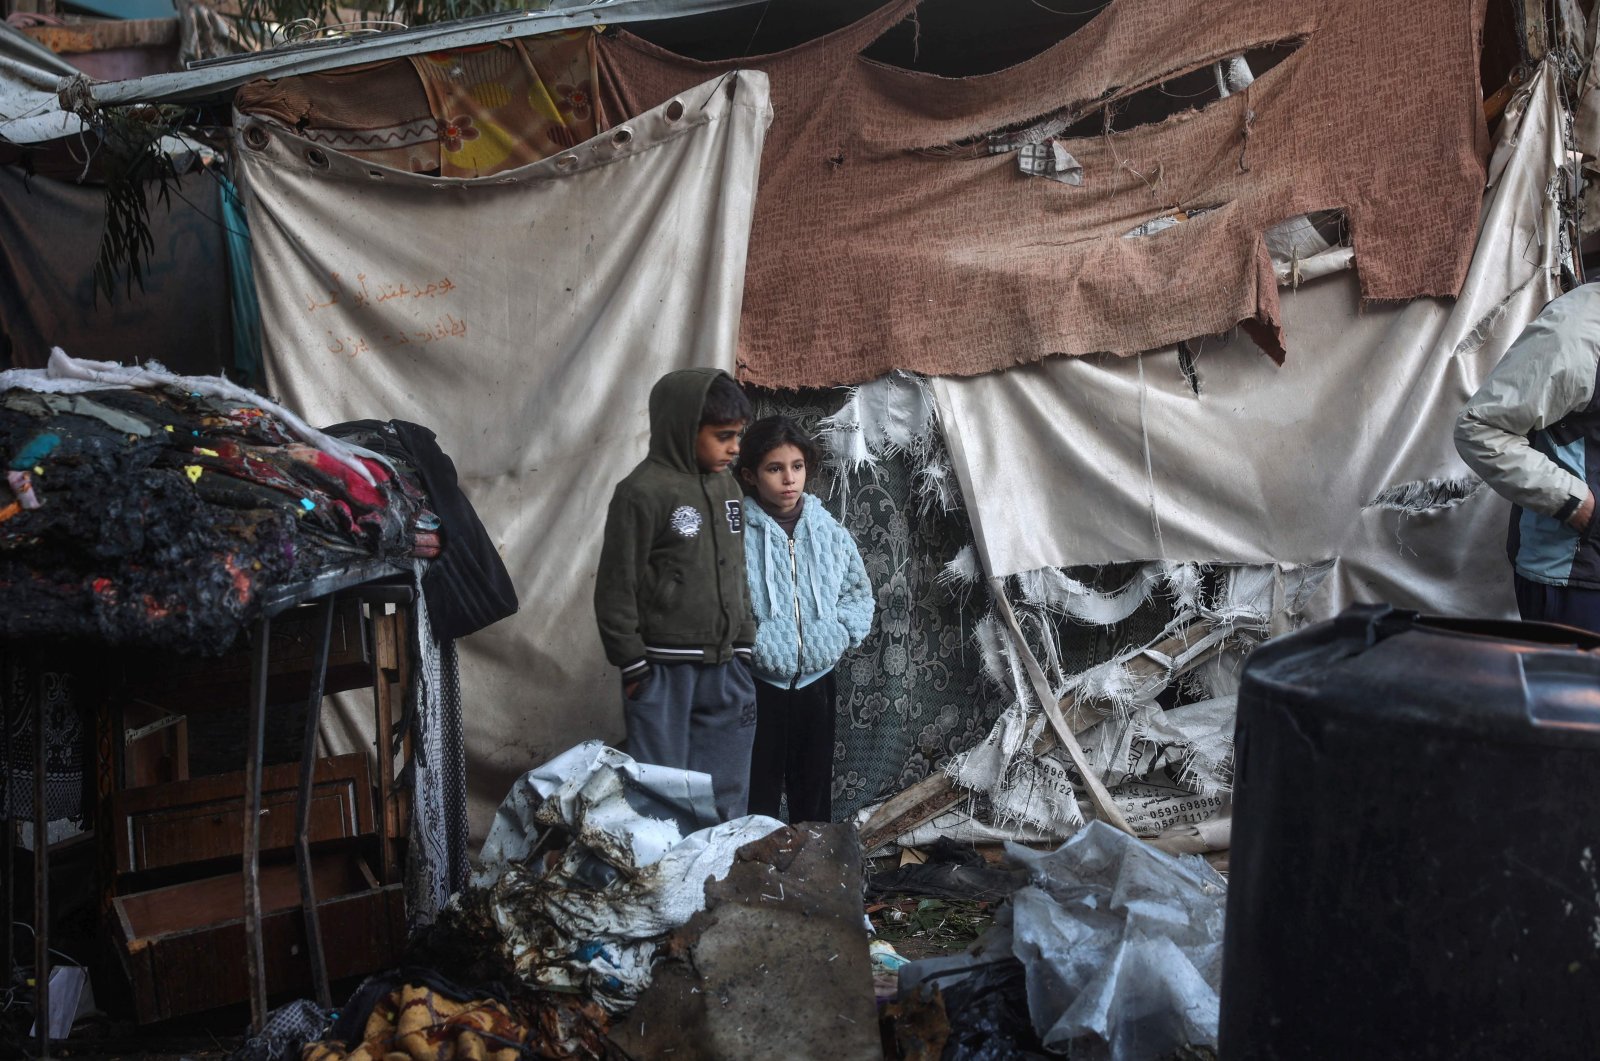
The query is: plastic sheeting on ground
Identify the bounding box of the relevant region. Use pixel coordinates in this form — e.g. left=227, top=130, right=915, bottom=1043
left=932, top=62, right=1564, bottom=622
left=897, top=823, right=1226, bottom=1061
left=465, top=741, right=782, bottom=1011
left=1008, top=823, right=1227, bottom=1059
left=241, top=72, right=771, bottom=836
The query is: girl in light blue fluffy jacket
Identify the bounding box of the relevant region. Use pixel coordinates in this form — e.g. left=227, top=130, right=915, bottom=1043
left=736, top=416, right=874, bottom=822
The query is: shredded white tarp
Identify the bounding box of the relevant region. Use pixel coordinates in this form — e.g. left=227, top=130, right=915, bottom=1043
left=932, top=63, right=1564, bottom=622
left=470, top=741, right=782, bottom=1010
left=942, top=561, right=1327, bottom=843
left=241, top=73, right=772, bottom=834
left=1006, top=822, right=1228, bottom=1060
left=818, top=369, right=961, bottom=516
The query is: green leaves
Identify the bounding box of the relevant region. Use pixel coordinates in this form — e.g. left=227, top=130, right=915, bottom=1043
left=92, top=107, right=182, bottom=307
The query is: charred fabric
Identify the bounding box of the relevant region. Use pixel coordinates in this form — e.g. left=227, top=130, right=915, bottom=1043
left=0, top=360, right=439, bottom=653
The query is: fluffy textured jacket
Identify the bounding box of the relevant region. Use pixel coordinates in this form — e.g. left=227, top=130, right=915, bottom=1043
left=744, top=497, right=874, bottom=687
left=594, top=369, right=755, bottom=679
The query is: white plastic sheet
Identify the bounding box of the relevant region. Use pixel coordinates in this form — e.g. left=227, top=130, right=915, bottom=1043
left=240, top=73, right=772, bottom=835
left=1007, top=821, right=1228, bottom=1059
left=475, top=741, right=782, bottom=1009
left=933, top=65, right=1564, bottom=622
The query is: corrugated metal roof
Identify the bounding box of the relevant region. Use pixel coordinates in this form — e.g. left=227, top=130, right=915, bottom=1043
left=1, top=0, right=763, bottom=145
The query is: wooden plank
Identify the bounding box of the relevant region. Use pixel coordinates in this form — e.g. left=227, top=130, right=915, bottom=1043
left=1523, top=0, right=1548, bottom=61
left=1058, top=620, right=1223, bottom=736
left=373, top=610, right=399, bottom=880
left=112, top=753, right=372, bottom=875
left=1483, top=80, right=1517, bottom=124
left=19, top=17, right=177, bottom=54
left=112, top=855, right=403, bottom=1023
left=117, top=855, right=363, bottom=939
left=858, top=772, right=963, bottom=853
left=121, top=597, right=370, bottom=713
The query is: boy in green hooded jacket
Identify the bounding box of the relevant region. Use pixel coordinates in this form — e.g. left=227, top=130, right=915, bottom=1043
left=593, top=368, right=758, bottom=819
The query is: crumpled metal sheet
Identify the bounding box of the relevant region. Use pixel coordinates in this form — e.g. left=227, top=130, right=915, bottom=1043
left=471, top=741, right=783, bottom=1012
left=1006, top=822, right=1227, bottom=1059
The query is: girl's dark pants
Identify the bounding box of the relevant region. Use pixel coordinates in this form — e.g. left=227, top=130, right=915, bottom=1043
left=748, top=671, right=836, bottom=822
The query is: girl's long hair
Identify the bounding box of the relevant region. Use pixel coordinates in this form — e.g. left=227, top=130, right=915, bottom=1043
left=735, top=416, right=821, bottom=496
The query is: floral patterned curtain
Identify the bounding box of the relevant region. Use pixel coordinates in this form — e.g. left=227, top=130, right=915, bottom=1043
left=750, top=387, right=1175, bottom=820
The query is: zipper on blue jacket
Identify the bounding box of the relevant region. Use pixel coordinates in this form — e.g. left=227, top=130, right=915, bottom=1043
left=788, top=535, right=803, bottom=690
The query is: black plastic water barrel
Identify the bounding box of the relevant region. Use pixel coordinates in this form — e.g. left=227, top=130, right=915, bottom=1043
left=1220, top=605, right=1600, bottom=1060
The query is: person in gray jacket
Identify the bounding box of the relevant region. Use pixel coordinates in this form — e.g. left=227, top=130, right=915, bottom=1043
left=1455, top=283, right=1600, bottom=630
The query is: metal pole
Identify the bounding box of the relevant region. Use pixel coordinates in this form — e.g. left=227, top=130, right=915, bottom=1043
left=2, top=658, right=12, bottom=986
left=32, top=671, right=49, bottom=1059
left=295, top=599, right=336, bottom=1009
left=242, top=617, right=271, bottom=1032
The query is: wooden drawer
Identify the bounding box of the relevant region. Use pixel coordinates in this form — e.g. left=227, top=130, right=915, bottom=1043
left=113, top=852, right=404, bottom=1023
left=112, top=753, right=373, bottom=875
left=121, top=597, right=372, bottom=711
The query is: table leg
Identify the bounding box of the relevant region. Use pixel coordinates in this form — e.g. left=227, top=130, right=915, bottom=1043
left=296, top=599, right=336, bottom=1010
left=2, top=669, right=11, bottom=986
left=32, top=671, right=49, bottom=1059
left=371, top=610, right=398, bottom=884
left=242, top=617, right=271, bottom=1033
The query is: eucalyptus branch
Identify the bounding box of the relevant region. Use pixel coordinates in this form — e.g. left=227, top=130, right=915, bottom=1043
left=92, top=106, right=185, bottom=307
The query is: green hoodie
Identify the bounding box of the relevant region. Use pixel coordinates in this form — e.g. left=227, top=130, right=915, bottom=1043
left=594, top=368, right=755, bottom=679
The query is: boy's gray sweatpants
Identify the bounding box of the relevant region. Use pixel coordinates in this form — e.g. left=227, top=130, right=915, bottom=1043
left=623, top=660, right=758, bottom=820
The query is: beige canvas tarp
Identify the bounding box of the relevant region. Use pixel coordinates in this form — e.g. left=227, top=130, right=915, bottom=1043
left=932, top=64, right=1564, bottom=620
left=238, top=72, right=772, bottom=832
left=597, top=0, right=1489, bottom=388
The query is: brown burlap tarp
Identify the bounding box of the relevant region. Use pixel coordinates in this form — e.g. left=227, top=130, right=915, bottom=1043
left=596, top=0, right=1490, bottom=388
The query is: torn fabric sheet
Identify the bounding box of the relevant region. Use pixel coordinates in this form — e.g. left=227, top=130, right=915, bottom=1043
left=597, top=0, right=1489, bottom=387
left=241, top=73, right=771, bottom=837
left=945, top=562, right=1314, bottom=842
left=476, top=740, right=720, bottom=885
left=1014, top=562, right=1192, bottom=627
left=464, top=742, right=782, bottom=1010
left=234, top=31, right=598, bottom=177
left=821, top=370, right=937, bottom=473
left=933, top=63, right=1563, bottom=621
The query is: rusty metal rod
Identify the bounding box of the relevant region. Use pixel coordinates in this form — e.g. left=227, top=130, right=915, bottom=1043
left=32, top=671, right=49, bottom=1059
left=296, top=598, right=336, bottom=1009
left=242, top=617, right=271, bottom=1033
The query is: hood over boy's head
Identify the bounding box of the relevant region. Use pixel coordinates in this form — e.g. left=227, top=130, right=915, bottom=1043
left=647, top=368, right=751, bottom=475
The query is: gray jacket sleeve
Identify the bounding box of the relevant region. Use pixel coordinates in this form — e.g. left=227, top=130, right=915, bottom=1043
left=1454, top=288, right=1600, bottom=520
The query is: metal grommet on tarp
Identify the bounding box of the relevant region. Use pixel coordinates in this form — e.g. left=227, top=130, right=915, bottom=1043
left=306, top=148, right=330, bottom=169
left=243, top=125, right=269, bottom=151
